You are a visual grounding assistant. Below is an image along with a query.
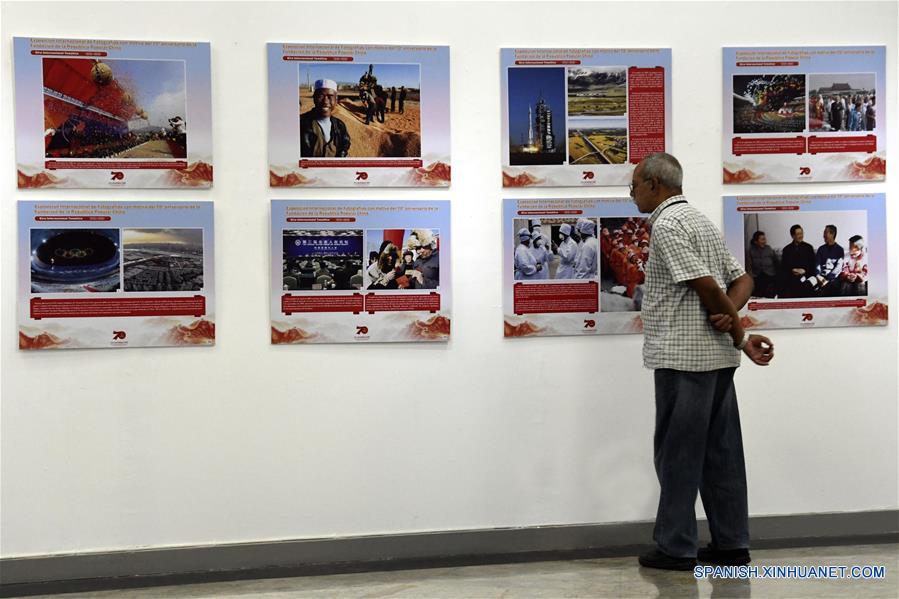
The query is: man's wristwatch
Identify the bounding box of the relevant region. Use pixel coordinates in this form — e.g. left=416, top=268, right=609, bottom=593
left=736, top=333, right=749, bottom=351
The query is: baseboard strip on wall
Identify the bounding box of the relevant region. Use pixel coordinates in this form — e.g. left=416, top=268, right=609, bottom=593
left=1, top=510, right=896, bottom=597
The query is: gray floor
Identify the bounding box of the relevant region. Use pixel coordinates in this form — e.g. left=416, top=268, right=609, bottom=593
left=26, top=543, right=898, bottom=598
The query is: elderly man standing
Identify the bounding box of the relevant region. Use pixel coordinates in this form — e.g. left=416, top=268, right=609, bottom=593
left=300, top=79, right=351, bottom=158
left=630, top=153, right=774, bottom=571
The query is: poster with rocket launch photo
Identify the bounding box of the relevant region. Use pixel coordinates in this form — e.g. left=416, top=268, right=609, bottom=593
left=500, top=48, right=671, bottom=187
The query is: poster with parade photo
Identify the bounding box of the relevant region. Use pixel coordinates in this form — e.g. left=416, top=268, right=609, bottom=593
left=18, top=201, right=215, bottom=350
left=14, top=37, right=212, bottom=189
left=723, top=46, right=885, bottom=183
left=268, top=44, right=450, bottom=188
left=271, top=200, right=451, bottom=343
left=503, top=197, right=650, bottom=337
left=723, top=194, right=887, bottom=329
left=501, top=48, right=671, bottom=187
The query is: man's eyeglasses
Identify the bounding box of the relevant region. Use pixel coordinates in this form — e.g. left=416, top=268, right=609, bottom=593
left=629, top=177, right=650, bottom=195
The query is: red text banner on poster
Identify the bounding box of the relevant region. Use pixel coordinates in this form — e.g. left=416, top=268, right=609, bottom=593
left=299, top=159, right=423, bottom=168
left=45, top=161, right=188, bottom=170
left=732, top=137, right=806, bottom=156
left=748, top=299, right=866, bottom=311
left=31, top=296, right=206, bottom=319
left=513, top=282, right=598, bottom=315
left=283, top=56, right=353, bottom=62
left=627, top=66, right=666, bottom=163
left=736, top=206, right=800, bottom=212
left=281, top=294, right=364, bottom=315
left=518, top=210, right=583, bottom=216
left=365, top=293, right=440, bottom=314
left=808, top=135, right=877, bottom=154
left=34, top=216, right=113, bottom=221
left=32, top=50, right=107, bottom=57
left=514, top=60, right=581, bottom=65
left=735, top=61, right=799, bottom=67
left=286, top=217, right=357, bottom=223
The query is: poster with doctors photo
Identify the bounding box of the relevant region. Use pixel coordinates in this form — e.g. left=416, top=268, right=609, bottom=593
left=723, top=46, right=885, bottom=183
left=14, top=37, right=213, bottom=189
left=268, top=44, right=451, bottom=188
left=723, top=194, right=887, bottom=330
left=18, top=201, right=215, bottom=350
left=500, top=47, right=672, bottom=187
left=271, top=200, right=451, bottom=344
left=503, top=198, right=650, bottom=337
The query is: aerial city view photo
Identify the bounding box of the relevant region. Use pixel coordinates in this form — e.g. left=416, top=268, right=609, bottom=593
left=122, top=228, right=204, bottom=292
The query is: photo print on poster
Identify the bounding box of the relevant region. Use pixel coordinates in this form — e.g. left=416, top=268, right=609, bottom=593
left=30, top=228, right=121, bottom=293
left=598, top=216, right=651, bottom=311
left=731, top=74, right=806, bottom=134
left=269, top=44, right=450, bottom=187
left=42, top=57, right=188, bottom=160
left=808, top=73, right=876, bottom=133
left=512, top=217, right=597, bottom=280
left=282, top=229, right=364, bottom=291
left=364, top=229, right=440, bottom=290
left=567, top=66, right=627, bottom=116
left=299, top=63, right=422, bottom=159
left=14, top=38, right=213, bottom=188
left=122, top=228, right=204, bottom=292
left=507, top=67, right=566, bottom=166
left=501, top=48, right=671, bottom=187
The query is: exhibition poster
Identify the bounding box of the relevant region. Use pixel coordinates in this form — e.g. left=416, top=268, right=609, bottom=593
left=268, top=44, right=451, bottom=188
left=723, top=46, right=885, bottom=183
left=503, top=197, right=649, bottom=337
left=723, top=194, right=887, bottom=330
left=500, top=48, right=672, bottom=187
left=271, top=200, right=451, bottom=343
left=18, top=201, right=215, bottom=350
left=14, top=38, right=213, bottom=189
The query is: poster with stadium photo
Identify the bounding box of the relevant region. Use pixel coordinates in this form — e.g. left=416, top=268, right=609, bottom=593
left=18, top=201, right=215, bottom=350
left=502, top=197, right=649, bottom=337
left=13, top=38, right=212, bottom=189
left=268, top=44, right=451, bottom=188
left=723, top=46, right=885, bottom=183
left=271, top=200, right=451, bottom=344
left=501, top=47, right=671, bottom=187
left=723, top=194, right=887, bottom=330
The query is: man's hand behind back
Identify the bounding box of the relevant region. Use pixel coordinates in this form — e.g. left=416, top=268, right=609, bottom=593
left=709, top=313, right=774, bottom=366
left=743, top=334, right=774, bottom=366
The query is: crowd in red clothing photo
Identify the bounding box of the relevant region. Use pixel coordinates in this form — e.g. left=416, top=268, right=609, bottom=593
left=599, top=217, right=651, bottom=302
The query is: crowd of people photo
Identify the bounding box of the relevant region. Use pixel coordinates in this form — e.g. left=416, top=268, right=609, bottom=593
left=283, top=255, right=364, bottom=291
left=358, top=65, right=408, bottom=126
left=282, top=231, right=365, bottom=291
left=45, top=118, right=187, bottom=159
left=365, top=229, right=440, bottom=290
left=599, top=217, right=651, bottom=299
left=746, top=224, right=868, bottom=299
left=809, top=93, right=876, bottom=132
left=513, top=218, right=598, bottom=280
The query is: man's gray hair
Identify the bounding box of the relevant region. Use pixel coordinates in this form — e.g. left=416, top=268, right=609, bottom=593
left=641, top=152, right=683, bottom=189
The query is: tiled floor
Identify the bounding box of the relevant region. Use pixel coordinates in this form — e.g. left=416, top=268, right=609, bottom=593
left=25, top=543, right=898, bottom=598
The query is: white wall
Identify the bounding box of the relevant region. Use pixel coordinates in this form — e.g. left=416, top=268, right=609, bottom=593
left=2, top=1, right=896, bottom=558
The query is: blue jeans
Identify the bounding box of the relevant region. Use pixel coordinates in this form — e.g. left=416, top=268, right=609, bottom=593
left=653, top=368, right=749, bottom=558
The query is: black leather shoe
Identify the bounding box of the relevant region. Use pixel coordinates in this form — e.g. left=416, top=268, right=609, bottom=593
left=697, top=544, right=751, bottom=565
left=638, top=548, right=697, bottom=571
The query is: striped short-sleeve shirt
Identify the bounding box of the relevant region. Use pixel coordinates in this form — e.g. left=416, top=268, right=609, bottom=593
left=642, top=195, right=746, bottom=372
